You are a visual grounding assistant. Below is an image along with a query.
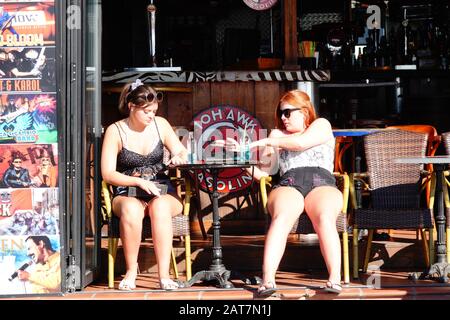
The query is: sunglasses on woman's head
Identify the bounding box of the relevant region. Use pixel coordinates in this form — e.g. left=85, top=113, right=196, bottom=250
left=136, top=92, right=164, bottom=104
left=278, top=108, right=301, bottom=119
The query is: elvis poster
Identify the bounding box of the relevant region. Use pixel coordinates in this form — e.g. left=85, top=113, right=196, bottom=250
left=0, top=234, right=61, bottom=294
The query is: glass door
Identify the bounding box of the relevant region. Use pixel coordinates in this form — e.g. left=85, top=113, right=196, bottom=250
left=82, top=0, right=102, bottom=287
left=65, top=0, right=102, bottom=290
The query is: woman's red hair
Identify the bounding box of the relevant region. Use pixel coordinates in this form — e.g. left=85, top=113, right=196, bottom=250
left=275, top=90, right=317, bottom=130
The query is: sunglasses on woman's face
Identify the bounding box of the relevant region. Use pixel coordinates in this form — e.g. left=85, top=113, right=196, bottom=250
left=278, top=108, right=301, bottom=119
left=136, top=92, right=164, bottom=104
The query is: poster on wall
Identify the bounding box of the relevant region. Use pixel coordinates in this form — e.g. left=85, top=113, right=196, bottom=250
left=0, top=1, right=55, bottom=47
left=0, top=1, right=57, bottom=92
left=0, top=188, right=59, bottom=236
left=0, top=93, right=57, bottom=144
left=0, top=235, right=61, bottom=294
left=0, top=143, right=58, bottom=188
left=0, top=0, right=59, bottom=297
left=0, top=46, right=56, bottom=92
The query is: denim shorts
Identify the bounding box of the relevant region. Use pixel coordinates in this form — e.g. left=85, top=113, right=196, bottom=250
left=273, top=167, right=336, bottom=198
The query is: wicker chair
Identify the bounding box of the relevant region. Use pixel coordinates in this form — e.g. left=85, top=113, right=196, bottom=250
left=101, top=177, right=193, bottom=289
left=387, top=125, right=441, bottom=159
left=442, top=131, right=450, bottom=263
left=387, top=125, right=441, bottom=204
left=351, top=129, right=434, bottom=279
left=260, top=173, right=351, bottom=284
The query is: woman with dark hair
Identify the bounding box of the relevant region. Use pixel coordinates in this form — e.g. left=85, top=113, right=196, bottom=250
left=217, top=90, right=343, bottom=295
left=101, top=79, right=187, bottom=291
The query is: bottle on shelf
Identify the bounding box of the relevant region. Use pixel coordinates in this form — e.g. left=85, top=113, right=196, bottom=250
left=187, top=131, right=197, bottom=164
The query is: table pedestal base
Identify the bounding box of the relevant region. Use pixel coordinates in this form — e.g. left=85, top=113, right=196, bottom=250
left=185, top=269, right=233, bottom=289
left=184, top=266, right=261, bottom=289
left=410, top=262, right=450, bottom=283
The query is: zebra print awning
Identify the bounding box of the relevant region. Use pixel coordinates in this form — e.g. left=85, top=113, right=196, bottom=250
left=102, top=70, right=330, bottom=83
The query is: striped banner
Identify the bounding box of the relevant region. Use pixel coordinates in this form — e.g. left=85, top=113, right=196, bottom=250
left=102, top=70, right=330, bottom=84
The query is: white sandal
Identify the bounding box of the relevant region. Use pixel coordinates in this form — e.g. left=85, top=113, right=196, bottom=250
left=118, top=278, right=136, bottom=291
left=159, top=278, right=183, bottom=291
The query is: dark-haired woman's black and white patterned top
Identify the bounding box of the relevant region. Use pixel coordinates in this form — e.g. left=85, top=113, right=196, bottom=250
left=279, top=138, right=335, bottom=176
left=112, top=120, right=173, bottom=198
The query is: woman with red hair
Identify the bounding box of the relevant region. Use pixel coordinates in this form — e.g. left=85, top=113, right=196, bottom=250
left=218, top=90, right=343, bottom=295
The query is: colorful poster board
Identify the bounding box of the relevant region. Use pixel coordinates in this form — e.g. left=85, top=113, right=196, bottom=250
left=0, top=0, right=60, bottom=296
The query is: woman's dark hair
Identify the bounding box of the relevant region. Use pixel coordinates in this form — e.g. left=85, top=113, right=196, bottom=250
left=118, top=83, right=159, bottom=116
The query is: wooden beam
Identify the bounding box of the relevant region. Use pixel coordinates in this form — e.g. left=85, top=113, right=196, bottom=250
left=283, top=0, right=299, bottom=70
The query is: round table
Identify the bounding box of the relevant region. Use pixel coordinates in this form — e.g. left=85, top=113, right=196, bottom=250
left=175, top=160, right=259, bottom=288
left=394, top=156, right=450, bottom=282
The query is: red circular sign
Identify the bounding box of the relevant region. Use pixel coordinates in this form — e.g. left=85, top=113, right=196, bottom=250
left=191, top=105, right=263, bottom=193
left=243, top=0, right=278, bottom=11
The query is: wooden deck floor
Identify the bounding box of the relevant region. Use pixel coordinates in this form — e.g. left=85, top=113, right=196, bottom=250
left=77, top=270, right=450, bottom=300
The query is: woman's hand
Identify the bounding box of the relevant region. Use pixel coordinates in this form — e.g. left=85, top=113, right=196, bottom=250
left=168, top=153, right=187, bottom=166
left=214, top=137, right=269, bottom=151
left=136, top=178, right=161, bottom=197
left=249, top=138, right=268, bottom=150
left=212, top=138, right=241, bottom=152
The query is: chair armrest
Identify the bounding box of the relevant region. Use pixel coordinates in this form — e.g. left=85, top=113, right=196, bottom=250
left=429, top=135, right=442, bottom=156
left=260, top=176, right=272, bottom=215
left=334, top=173, right=350, bottom=215
left=101, top=180, right=112, bottom=221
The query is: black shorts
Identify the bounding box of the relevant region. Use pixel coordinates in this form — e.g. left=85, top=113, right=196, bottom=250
left=273, top=167, right=336, bottom=198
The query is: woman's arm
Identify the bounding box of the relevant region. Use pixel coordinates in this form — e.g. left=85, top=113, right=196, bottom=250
left=156, top=117, right=188, bottom=165
left=245, top=129, right=282, bottom=181
left=252, top=118, right=334, bottom=152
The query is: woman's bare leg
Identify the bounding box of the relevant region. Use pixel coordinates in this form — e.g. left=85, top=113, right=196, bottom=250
left=112, top=196, right=146, bottom=283
left=305, top=186, right=343, bottom=284
left=147, top=194, right=183, bottom=280
left=263, top=187, right=304, bottom=285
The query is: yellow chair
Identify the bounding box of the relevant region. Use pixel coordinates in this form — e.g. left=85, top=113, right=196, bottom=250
left=260, top=173, right=351, bottom=284
left=101, top=177, right=193, bottom=289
